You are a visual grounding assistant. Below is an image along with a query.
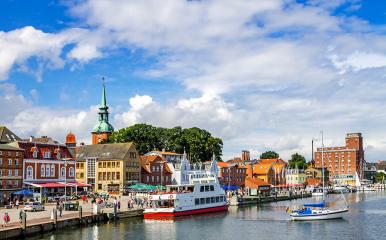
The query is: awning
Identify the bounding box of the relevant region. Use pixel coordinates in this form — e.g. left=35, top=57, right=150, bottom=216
left=67, top=182, right=91, bottom=187
left=25, top=182, right=68, bottom=188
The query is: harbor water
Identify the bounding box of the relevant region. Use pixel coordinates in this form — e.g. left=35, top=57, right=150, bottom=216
left=32, top=191, right=386, bottom=240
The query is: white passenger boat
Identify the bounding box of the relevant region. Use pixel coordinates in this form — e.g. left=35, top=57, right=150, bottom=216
left=144, top=153, right=228, bottom=219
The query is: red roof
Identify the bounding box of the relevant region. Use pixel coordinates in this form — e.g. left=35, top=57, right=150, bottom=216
left=245, top=177, right=270, bottom=189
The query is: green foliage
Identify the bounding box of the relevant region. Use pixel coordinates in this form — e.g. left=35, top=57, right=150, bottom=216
left=288, top=153, right=307, bottom=169
left=107, top=124, right=223, bottom=162
left=376, top=172, right=386, bottom=183
left=260, top=151, right=279, bottom=159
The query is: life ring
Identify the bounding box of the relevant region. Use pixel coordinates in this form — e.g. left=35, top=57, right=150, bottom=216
left=169, top=195, right=174, bottom=199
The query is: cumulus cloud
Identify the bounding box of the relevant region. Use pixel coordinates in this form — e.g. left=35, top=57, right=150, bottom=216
left=4, top=1, right=386, bottom=161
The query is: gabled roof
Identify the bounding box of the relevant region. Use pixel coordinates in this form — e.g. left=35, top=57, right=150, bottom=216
left=0, top=126, right=21, bottom=143
left=145, top=151, right=183, bottom=156
left=0, top=143, right=23, bottom=151
left=217, top=162, right=230, bottom=168
left=259, top=158, right=287, bottom=165
left=140, top=155, right=172, bottom=174
left=253, top=163, right=274, bottom=175
left=245, top=177, right=270, bottom=188
left=76, top=143, right=134, bottom=161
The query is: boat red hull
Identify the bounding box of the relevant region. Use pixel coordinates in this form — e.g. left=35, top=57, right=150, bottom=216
left=144, top=205, right=229, bottom=219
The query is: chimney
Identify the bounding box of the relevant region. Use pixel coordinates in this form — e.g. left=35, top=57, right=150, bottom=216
left=29, top=136, right=34, bottom=142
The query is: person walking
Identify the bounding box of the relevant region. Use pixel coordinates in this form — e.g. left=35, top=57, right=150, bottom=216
left=58, top=204, right=63, bottom=217
left=19, top=209, right=24, bottom=223
left=15, top=199, right=20, bottom=209
left=3, top=212, right=10, bottom=227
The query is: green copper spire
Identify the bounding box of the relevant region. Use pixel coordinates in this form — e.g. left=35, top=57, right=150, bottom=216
left=92, top=78, right=114, bottom=133
left=101, top=77, right=107, bottom=109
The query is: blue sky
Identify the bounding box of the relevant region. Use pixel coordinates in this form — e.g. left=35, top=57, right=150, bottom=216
left=1, top=0, right=386, bottom=161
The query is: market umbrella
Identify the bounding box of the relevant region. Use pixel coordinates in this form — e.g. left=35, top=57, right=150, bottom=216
left=155, top=185, right=166, bottom=190
left=13, top=189, right=34, bottom=196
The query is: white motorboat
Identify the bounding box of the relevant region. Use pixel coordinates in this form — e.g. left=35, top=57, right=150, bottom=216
left=332, top=185, right=350, bottom=194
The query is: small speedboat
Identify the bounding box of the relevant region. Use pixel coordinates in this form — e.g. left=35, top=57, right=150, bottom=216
left=288, top=202, right=349, bottom=221
left=312, top=187, right=327, bottom=197
left=332, top=185, right=350, bottom=194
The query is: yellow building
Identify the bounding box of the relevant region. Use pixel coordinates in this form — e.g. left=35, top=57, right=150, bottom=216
left=76, top=143, right=140, bottom=195
left=285, top=168, right=306, bottom=185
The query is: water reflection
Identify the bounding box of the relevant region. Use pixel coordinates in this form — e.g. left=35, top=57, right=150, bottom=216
left=33, top=191, right=386, bottom=240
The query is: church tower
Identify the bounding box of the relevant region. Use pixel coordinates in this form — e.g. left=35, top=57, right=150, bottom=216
left=92, top=80, right=114, bottom=144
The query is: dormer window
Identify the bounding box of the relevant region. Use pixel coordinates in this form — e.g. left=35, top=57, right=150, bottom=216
left=33, top=151, right=38, bottom=158
left=44, top=151, right=51, bottom=159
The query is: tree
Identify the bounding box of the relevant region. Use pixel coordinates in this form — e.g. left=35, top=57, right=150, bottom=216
left=288, top=153, right=306, bottom=169
left=376, top=172, right=386, bottom=183
left=107, top=124, right=223, bottom=162
left=260, top=151, right=279, bottom=159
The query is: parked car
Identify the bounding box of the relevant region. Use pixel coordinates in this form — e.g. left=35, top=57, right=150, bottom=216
left=24, top=202, right=45, bottom=212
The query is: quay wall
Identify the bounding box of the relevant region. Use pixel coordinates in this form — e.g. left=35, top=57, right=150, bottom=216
left=0, top=209, right=143, bottom=240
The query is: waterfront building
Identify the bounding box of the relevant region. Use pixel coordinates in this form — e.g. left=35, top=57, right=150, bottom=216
left=217, top=161, right=247, bottom=187
left=0, top=126, right=21, bottom=144
left=140, top=155, right=172, bottom=185
left=305, top=166, right=329, bottom=185
left=9, top=136, right=78, bottom=199
left=376, top=160, right=386, bottom=171
left=76, top=143, right=140, bottom=195
left=364, top=162, right=377, bottom=183
left=0, top=144, right=24, bottom=204
left=244, top=158, right=287, bottom=186
left=91, top=81, right=114, bottom=145
left=144, top=150, right=184, bottom=164
left=285, top=168, right=306, bottom=186
left=245, top=177, right=271, bottom=196
left=314, top=133, right=365, bottom=184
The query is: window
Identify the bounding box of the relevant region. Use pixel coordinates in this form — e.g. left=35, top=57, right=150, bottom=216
left=15, top=169, right=18, bottom=177
left=44, top=151, right=51, bottom=159
left=8, top=159, right=12, bottom=166
left=15, top=159, right=18, bottom=166
left=205, top=185, right=210, bottom=191
left=116, top=162, right=120, bottom=167
left=151, top=176, right=154, bottom=182
left=112, top=172, right=116, bottom=180
left=107, top=162, right=111, bottom=168
left=98, top=184, right=102, bottom=190
left=27, top=166, right=33, bottom=179
left=16, top=152, right=19, bottom=157
left=33, top=151, right=38, bottom=158
left=98, top=172, right=102, bottom=179
left=69, top=167, right=75, bottom=177
left=211, top=197, right=215, bottom=203
left=116, top=172, right=120, bottom=180
left=45, top=165, right=50, bottom=177
left=61, top=167, right=66, bottom=178
left=146, top=176, right=149, bottom=182
left=98, top=162, right=102, bottom=168
left=200, top=198, right=205, bottom=204
left=200, top=186, right=204, bottom=192
left=103, top=162, right=106, bottom=168
left=206, top=197, right=210, bottom=204
left=8, top=170, right=12, bottom=176
left=220, top=196, right=224, bottom=202
left=41, top=164, right=45, bottom=177
left=107, top=172, right=111, bottom=180
left=80, top=173, right=84, bottom=178
left=216, top=196, right=220, bottom=203
left=57, top=152, right=61, bottom=159
left=210, top=185, right=214, bottom=191
left=195, top=199, right=199, bottom=205
left=51, top=165, right=55, bottom=177
left=0, top=151, right=2, bottom=156
left=112, top=162, right=115, bottom=168
left=129, top=152, right=136, bottom=158
left=103, top=172, right=106, bottom=180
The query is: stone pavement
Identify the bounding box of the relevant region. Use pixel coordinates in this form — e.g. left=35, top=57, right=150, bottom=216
left=0, top=195, right=139, bottom=230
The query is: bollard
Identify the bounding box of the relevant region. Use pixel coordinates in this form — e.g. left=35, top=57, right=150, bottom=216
left=53, top=208, right=58, bottom=226
left=79, top=205, right=83, bottom=219
left=21, top=211, right=27, bottom=230
left=113, top=203, right=118, bottom=220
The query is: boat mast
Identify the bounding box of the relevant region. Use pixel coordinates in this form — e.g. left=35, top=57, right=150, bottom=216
left=321, top=131, right=325, bottom=200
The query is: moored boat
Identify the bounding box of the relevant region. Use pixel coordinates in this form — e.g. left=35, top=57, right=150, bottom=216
left=143, top=153, right=228, bottom=219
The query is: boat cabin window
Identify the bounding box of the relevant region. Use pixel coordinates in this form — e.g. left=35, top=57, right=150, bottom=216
left=220, top=196, right=224, bottom=202
left=200, top=186, right=204, bottom=192
left=195, top=199, right=199, bottom=205
left=205, top=186, right=210, bottom=191
left=206, top=197, right=210, bottom=204
left=211, top=197, right=215, bottom=203
left=200, top=198, right=205, bottom=204
left=216, top=196, right=219, bottom=203
left=210, top=185, right=214, bottom=191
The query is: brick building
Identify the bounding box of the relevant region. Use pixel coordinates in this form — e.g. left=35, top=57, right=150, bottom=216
left=140, top=155, right=172, bottom=185
left=314, top=133, right=365, bottom=183
left=0, top=144, right=24, bottom=204
left=217, top=162, right=247, bottom=187
left=9, top=137, right=77, bottom=200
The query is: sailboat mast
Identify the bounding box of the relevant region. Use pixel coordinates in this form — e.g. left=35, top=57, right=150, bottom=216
left=321, top=131, right=325, bottom=199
